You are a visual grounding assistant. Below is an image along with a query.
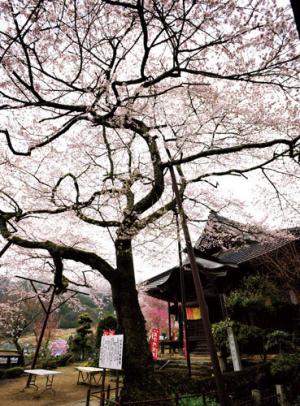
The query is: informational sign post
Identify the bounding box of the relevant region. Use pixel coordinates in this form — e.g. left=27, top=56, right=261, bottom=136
left=227, top=327, right=242, bottom=371
left=99, top=334, right=124, bottom=370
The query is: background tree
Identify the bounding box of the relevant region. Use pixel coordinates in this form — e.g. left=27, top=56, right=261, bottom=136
left=95, top=315, right=118, bottom=349
left=139, top=293, right=168, bottom=334
left=257, top=240, right=300, bottom=296
left=0, top=283, right=41, bottom=364
left=0, top=301, right=33, bottom=365
left=0, top=0, right=299, bottom=400
left=71, top=312, right=93, bottom=361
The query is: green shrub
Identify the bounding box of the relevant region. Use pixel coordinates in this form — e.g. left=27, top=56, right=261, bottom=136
left=264, top=330, right=294, bottom=354
left=41, top=352, right=73, bottom=368
left=40, top=358, right=58, bottom=369
left=57, top=352, right=73, bottom=366
left=270, top=353, right=300, bottom=384
left=212, top=319, right=233, bottom=356
left=0, top=369, right=6, bottom=380
left=3, top=367, right=24, bottom=379
left=270, top=353, right=300, bottom=402
left=179, top=395, right=219, bottom=406
left=225, top=274, right=280, bottom=319
left=212, top=320, right=264, bottom=356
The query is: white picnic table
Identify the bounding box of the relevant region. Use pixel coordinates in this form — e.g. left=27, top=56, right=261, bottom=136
left=75, top=366, right=103, bottom=387
left=24, top=369, right=61, bottom=393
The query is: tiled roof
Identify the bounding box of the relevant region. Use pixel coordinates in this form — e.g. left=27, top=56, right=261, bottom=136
left=214, top=239, right=291, bottom=265
left=142, top=268, right=174, bottom=290
left=196, top=212, right=300, bottom=265
left=142, top=213, right=300, bottom=290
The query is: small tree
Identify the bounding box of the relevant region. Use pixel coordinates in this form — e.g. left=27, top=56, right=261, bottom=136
left=72, top=313, right=93, bottom=361
left=213, top=273, right=296, bottom=362
left=95, top=316, right=118, bottom=349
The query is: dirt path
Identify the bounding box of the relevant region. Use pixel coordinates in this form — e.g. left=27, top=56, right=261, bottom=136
left=0, top=365, right=114, bottom=406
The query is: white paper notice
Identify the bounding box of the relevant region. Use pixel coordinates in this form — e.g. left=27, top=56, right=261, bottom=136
left=99, top=334, right=124, bottom=370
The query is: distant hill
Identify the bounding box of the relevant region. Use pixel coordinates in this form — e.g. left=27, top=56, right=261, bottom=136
left=59, top=293, right=114, bottom=328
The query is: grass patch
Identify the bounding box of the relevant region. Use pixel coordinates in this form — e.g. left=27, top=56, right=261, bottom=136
left=179, top=395, right=219, bottom=406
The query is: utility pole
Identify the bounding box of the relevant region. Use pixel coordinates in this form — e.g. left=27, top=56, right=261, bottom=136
left=168, top=164, right=229, bottom=406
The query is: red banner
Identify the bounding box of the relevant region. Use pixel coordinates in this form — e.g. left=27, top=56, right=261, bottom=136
left=103, top=329, right=116, bottom=336
left=150, top=328, right=160, bottom=361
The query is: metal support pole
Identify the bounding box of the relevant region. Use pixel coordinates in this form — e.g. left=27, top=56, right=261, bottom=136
left=116, top=371, right=120, bottom=400
left=100, top=368, right=106, bottom=406
left=86, top=388, right=91, bottom=406
left=168, top=165, right=229, bottom=406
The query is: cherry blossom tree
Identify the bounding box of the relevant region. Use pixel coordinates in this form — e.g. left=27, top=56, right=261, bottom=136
left=0, top=0, right=299, bottom=400
left=139, top=293, right=168, bottom=333
left=0, top=285, right=40, bottom=363
left=50, top=338, right=69, bottom=357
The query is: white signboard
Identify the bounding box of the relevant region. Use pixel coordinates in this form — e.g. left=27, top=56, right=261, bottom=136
left=227, top=327, right=242, bottom=371
left=99, top=334, right=123, bottom=370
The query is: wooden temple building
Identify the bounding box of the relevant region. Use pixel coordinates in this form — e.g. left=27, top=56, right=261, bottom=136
left=143, top=212, right=300, bottom=355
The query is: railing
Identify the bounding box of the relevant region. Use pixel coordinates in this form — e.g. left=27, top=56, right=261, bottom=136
left=86, top=385, right=281, bottom=406
left=86, top=383, right=123, bottom=406
left=107, top=392, right=218, bottom=405
left=87, top=389, right=219, bottom=406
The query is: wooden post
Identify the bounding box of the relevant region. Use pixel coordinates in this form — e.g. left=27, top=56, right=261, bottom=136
left=168, top=164, right=229, bottom=406
left=251, top=389, right=262, bottom=406
left=26, top=287, right=56, bottom=387
left=175, top=210, right=192, bottom=377
left=276, top=385, right=289, bottom=406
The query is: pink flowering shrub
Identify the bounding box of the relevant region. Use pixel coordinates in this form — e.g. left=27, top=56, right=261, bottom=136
left=50, top=339, right=68, bottom=357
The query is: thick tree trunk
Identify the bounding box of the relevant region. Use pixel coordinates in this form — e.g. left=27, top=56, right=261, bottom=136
left=111, top=238, right=167, bottom=401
